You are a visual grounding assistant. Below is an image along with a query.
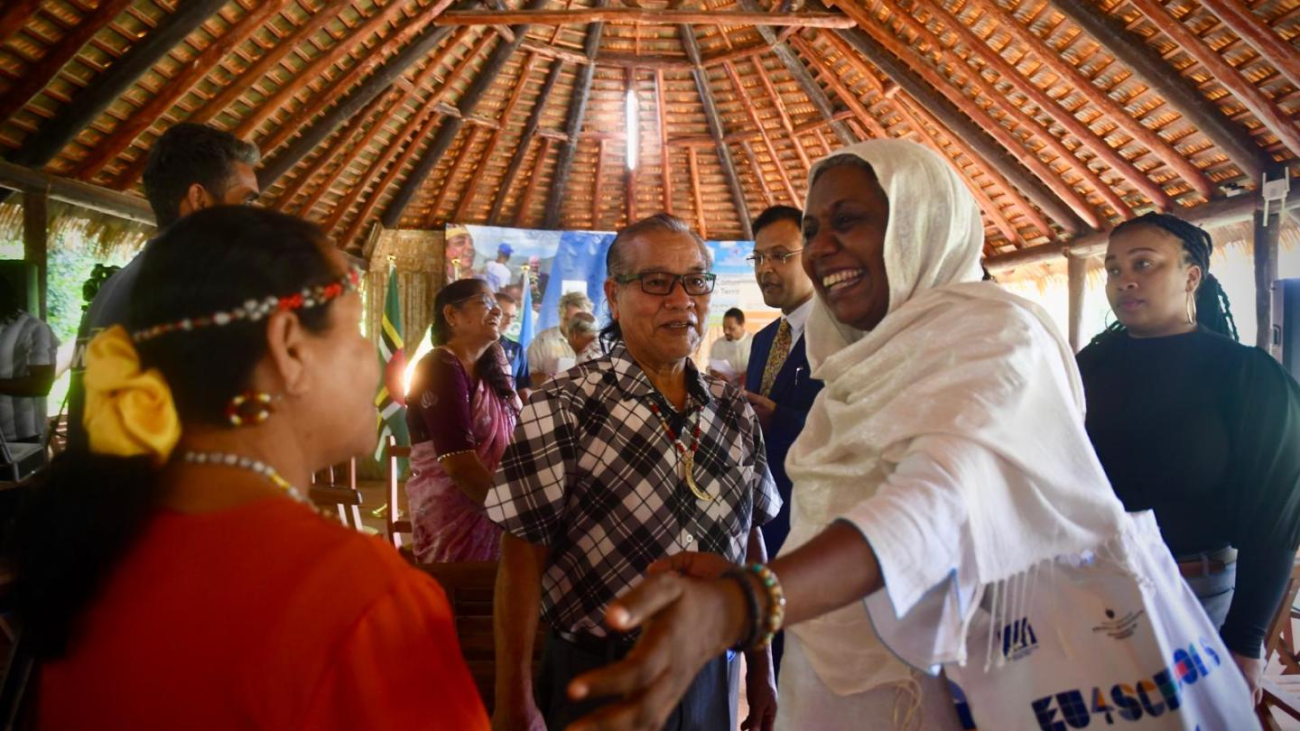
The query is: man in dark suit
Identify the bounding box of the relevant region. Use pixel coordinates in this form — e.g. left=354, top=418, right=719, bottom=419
left=744, top=205, right=823, bottom=675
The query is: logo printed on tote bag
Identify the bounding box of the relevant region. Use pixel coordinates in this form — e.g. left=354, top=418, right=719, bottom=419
left=1001, top=616, right=1039, bottom=661
left=1091, top=607, right=1146, bottom=641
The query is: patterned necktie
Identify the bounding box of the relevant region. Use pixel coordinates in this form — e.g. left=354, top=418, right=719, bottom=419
left=759, top=318, right=792, bottom=397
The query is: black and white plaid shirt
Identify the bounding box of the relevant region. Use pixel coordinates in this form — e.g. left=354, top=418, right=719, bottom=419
left=485, top=342, right=781, bottom=637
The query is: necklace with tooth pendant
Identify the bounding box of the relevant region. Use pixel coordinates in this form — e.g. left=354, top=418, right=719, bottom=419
left=648, top=398, right=714, bottom=502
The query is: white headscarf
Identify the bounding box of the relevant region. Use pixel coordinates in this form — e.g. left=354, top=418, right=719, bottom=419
left=782, top=140, right=1129, bottom=693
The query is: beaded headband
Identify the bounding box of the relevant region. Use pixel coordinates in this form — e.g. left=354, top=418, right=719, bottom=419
left=132, top=267, right=361, bottom=343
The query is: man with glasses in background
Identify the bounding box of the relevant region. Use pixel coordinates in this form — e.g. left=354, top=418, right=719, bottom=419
left=743, top=205, right=824, bottom=677
left=486, top=213, right=781, bottom=731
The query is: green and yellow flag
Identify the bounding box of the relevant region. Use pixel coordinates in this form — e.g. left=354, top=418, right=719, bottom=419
left=375, top=265, right=410, bottom=462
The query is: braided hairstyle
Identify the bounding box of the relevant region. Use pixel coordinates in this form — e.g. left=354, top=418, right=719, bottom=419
left=1092, top=212, right=1239, bottom=345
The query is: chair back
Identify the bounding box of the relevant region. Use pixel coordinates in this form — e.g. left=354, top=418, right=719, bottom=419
left=308, top=460, right=364, bottom=530
left=386, top=436, right=412, bottom=549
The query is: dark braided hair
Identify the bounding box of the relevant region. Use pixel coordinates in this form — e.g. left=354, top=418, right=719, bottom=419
left=1091, top=212, right=1239, bottom=345
left=426, top=278, right=518, bottom=407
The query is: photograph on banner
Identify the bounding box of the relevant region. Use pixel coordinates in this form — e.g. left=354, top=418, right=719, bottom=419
left=699, top=240, right=779, bottom=376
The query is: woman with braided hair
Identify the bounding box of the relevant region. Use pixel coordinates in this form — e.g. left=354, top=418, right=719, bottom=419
left=1078, top=211, right=1300, bottom=704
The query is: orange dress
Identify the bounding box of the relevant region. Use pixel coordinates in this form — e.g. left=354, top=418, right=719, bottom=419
left=38, top=497, right=489, bottom=730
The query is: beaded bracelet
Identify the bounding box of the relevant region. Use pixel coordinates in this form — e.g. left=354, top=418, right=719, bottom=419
left=722, top=569, right=761, bottom=652
left=746, top=563, right=786, bottom=650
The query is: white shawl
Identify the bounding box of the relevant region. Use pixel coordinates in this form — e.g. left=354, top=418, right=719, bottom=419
left=782, top=140, right=1130, bottom=694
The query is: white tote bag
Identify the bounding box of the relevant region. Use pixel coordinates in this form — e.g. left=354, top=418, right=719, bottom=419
left=873, top=512, right=1257, bottom=730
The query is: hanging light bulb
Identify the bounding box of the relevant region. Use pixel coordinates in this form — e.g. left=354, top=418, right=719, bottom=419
left=625, top=89, right=640, bottom=170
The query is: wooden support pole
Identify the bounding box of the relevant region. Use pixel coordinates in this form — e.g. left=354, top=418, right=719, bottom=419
left=514, top=138, right=554, bottom=227
left=1198, top=0, right=1300, bottom=92
left=454, top=54, right=540, bottom=223
left=825, top=19, right=1088, bottom=234
left=4, top=0, right=231, bottom=173
left=381, top=2, right=540, bottom=229
left=488, top=61, right=564, bottom=225
left=655, top=70, right=673, bottom=215
left=0, top=160, right=155, bottom=225
left=1067, top=255, right=1088, bottom=352
left=22, top=188, right=48, bottom=320
left=681, top=25, right=752, bottom=239
left=73, top=0, right=296, bottom=181
left=1255, top=203, right=1282, bottom=350
left=543, top=3, right=606, bottom=229
left=437, top=9, right=856, bottom=28
left=687, top=146, right=708, bottom=240
left=1125, top=0, right=1300, bottom=161
left=955, top=0, right=1214, bottom=200
left=722, top=62, right=800, bottom=205
left=0, top=0, right=135, bottom=126
left=1049, top=0, right=1267, bottom=183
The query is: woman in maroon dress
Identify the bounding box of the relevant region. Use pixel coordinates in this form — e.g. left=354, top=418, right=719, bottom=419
left=405, top=279, right=521, bottom=562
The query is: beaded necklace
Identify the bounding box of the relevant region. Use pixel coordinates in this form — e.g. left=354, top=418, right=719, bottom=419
left=647, top=397, right=714, bottom=502
left=181, top=451, right=309, bottom=505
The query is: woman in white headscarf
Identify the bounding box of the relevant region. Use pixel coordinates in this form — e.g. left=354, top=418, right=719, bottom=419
left=558, top=140, right=1254, bottom=731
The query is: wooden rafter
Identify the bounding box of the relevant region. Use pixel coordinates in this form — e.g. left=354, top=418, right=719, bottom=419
left=750, top=58, right=811, bottom=172
left=723, top=61, right=800, bottom=205
left=436, top=9, right=856, bottom=28
left=0, top=160, right=154, bottom=225
left=893, top=0, right=1172, bottom=212
left=789, top=35, right=889, bottom=138
left=655, top=69, right=673, bottom=214
left=741, top=139, right=777, bottom=209
left=670, top=111, right=857, bottom=147
left=593, top=138, right=606, bottom=228
left=258, top=21, right=464, bottom=190
left=72, top=0, right=296, bottom=181
left=111, top=3, right=353, bottom=190
left=823, top=17, right=1087, bottom=234
left=735, top=0, right=855, bottom=146
left=861, top=0, right=1123, bottom=223
left=426, top=125, right=482, bottom=223
left=233, top=0, right=422, bottom=143
left=1198, top=0, right=1300, bottom=93
left=543, top=2, right=606, bottom=229
left=0, top=1, right=42, bottom=47
left=514, top=137, right=554, bottom=227
left=955, top=0, right=1213, bottom=200
left=687, top=145, right=708, bottom=239
left=1048, top=0, right=1267, bottom=184
left=327, top=29, right=500, bottom=239
left=1124, top=0, right=1300, bottom=160
left=681, top=24, right=752, bottom=239
left=4, top=0, right=231, bottom=173
left=488, top=60, right=564, bottom=224
left=453, top=53, right=540, bottom=222
left=0, top=0, right=135, bottom=126
left=380, top=1, right=540, bottom=230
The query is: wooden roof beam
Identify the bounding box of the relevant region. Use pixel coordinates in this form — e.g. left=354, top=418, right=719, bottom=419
left=734, top=0, right=855, bottom=147
left=1123, top=0, right=1300, bottom=161
left=1048, top=0, right=1268, bottom=184
left=955, top=0, right=1213, bottom=200
left=4, top=0, right=231, bottom=174
left=0, top=0, right=135, bottom=126
left=0, top=160, right=154, bottom=225
left=0, top=2, right=41, bottom=47
left=668, top=109, right=857, bottom=147
left=111, top=3, right=353, bottom=190
left=681, top=25, right=752, bottom=239
left=894, top=0, right=1172, bottom=212
left=543, top=3, right=606, bottom=229
left=513, top=137, right=554, bottom=227
left=750, top=58, right=811, bottom=172
left=740, top=139, right=777, bottom=209
left=1199, top=0, right=1300, bottom=92
left=453, top=53, right=541, bottom=222
left=72, top=0, right=297, bottom=181
left=437, top=9, right=856, bottom=28
left=687, top=146, right=709, bottom=239
left=822, top=1, right=1089, bottom=233
left=592, top=138, right=607, bottom=229
left=258, top=21, right=465, bottom=190
left=655, top=69, right=673, bottom=215
left=521, top=38, right=589, bottom=66
left=722, top=61, right=800, bottom=206
left=488, top=60, right=564, bottom=225
left=861, top=0, right=1124, bottom=223
left=426, top=125, right=482, bottom=224
left=380, top=2, right=542, bottom=229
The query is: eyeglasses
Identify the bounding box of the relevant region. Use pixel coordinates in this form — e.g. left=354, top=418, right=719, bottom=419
left=615, top=272, right=717, bottom=296
left=454, top=293, right=498, bottom=310
left=746, top=249, right=804, bottom=268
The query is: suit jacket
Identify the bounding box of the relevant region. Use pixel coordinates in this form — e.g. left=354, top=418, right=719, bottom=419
left=746, top=317, right=823, bottom=556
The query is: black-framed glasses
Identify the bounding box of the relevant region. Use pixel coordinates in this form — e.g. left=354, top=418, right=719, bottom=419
left=615, top=271, right=717, bottom=296
left=453, top=293, right=498, bottom=310
left=745, top=249, right=804, bottom=268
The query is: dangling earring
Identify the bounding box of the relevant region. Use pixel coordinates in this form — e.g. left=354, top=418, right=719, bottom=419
left=225, top=391, right=277, bottom=427
left=1186, top=291, right=1197, bottom=326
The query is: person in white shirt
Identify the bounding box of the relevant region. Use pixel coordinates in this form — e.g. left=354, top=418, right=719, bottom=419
left=484, top=244, right=513, bottom=293
left=527, top=291, right=593, bottom=387
left=707, top=308, right=752, bottom=387
left=0, top=284, right=58, bottom=444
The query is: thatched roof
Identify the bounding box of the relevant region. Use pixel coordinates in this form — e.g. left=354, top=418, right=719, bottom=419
left=0, top=0, right=1297, bottom=256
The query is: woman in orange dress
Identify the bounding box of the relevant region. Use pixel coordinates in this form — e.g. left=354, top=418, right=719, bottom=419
left=14, top=208, right=488, bottom=730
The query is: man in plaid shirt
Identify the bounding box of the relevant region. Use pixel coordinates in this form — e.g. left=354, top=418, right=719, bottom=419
left=486, top=214, right=782, bottom=731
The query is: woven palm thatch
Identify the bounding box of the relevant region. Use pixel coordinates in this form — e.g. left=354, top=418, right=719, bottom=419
left=0, top=0, right=1297, bottom=260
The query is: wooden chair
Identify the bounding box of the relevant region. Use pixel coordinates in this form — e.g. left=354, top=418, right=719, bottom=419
left=308, top=459, right=365, bottom=530
left=386, top=436, right=413, bottom=549
left=1255, top=556, right=1300, bottom=727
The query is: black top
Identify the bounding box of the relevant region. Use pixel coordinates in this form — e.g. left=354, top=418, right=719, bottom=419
left=1077, top=328, right=1300, bottom=657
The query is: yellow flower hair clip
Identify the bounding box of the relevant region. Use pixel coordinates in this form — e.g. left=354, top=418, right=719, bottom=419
left=83, top=325, right=180, bottom=466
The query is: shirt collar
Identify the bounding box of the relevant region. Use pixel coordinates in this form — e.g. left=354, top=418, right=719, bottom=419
left=608, top=342, right=712, bottom=408
left=784, top=296, right=815, bottom=344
